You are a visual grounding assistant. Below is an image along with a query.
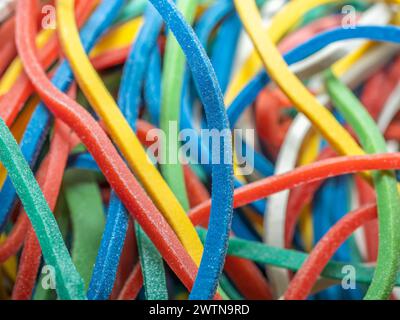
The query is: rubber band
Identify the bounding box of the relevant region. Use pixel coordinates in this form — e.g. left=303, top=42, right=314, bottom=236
left=0, top=96, right=37, bottom=187
left=160, top=0, right=198, bottom=210
left=116, top=0, right=148, bottom=24
left=144, top=47, right=162, bottom=126
left=64, top=169, right=105, bottom=289
left=31, top=192, right=71, bottom=301
left=135, top=223, right=168, bottom=300
left=117, top=263, right=143, bottom=300
left=0, top=16, right=17, bottom=76
left=285, top=204, right=378, bottom=299
left=116, top=5, right=168, bottom=301
left=89, top=18, right=144, bottom=58
left=87, top=191, right=129, bottom=300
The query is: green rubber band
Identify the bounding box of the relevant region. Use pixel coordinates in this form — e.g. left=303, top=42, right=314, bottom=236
left=116, top=0, right=147, bottom=24
left=64, top=169, right=105, bottom=290
left=0, top=118, right=86, bottom=300
left=159, top=0, right=199, bottom=211
left=197, top=228, right=400, bottom=286
left=135, top=223, right=168, bottom=300
left=34, top=193, right=71, bottom=300
left=325, top=70, right=400, bottom=299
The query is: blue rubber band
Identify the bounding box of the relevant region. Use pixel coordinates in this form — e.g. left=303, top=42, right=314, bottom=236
left=144, top=47, right=162, bottom=127
left=227, top=25, right=400, bottom=127
left=149, top=0, right=234, bottom=300
left=88, top=191, right=129, bottom=300
left=210, top=13, right=241, bottom=94
left=119, top=4, right=163, bottom=132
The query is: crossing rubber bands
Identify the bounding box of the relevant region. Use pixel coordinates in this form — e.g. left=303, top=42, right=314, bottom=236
left=234, top=0, right=400, bottom=299
left=0, top=117, right=85, bottom=300
left=148, top=0, right=234, bottom=299
left=5, top=0, right=400, bottom=301
left=56, top=0, right=205, bottom=268
left=325, top=70, right=400, bottom=299
left=16, top=0, right=204, bottom=297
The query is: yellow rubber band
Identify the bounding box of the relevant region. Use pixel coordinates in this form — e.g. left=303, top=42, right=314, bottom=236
left=331, top=42, right=376, bottom=76
left=297, top=130, right=320, bottom=251
left=225, top=0, right=341, bottom=105
left=234, top=0, right=365, bottom=157
left=90, top=18, right=143, bottom=58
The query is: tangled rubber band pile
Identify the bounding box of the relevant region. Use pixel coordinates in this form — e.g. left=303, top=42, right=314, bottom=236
left=2, top=0, right=400, bottom=301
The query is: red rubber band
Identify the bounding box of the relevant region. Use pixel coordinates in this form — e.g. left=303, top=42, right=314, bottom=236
left=188, top=153, right=400, bottom=226
left=284, top=204, right=377, bottom=300
left=0, top=0, right=97, bottom=126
